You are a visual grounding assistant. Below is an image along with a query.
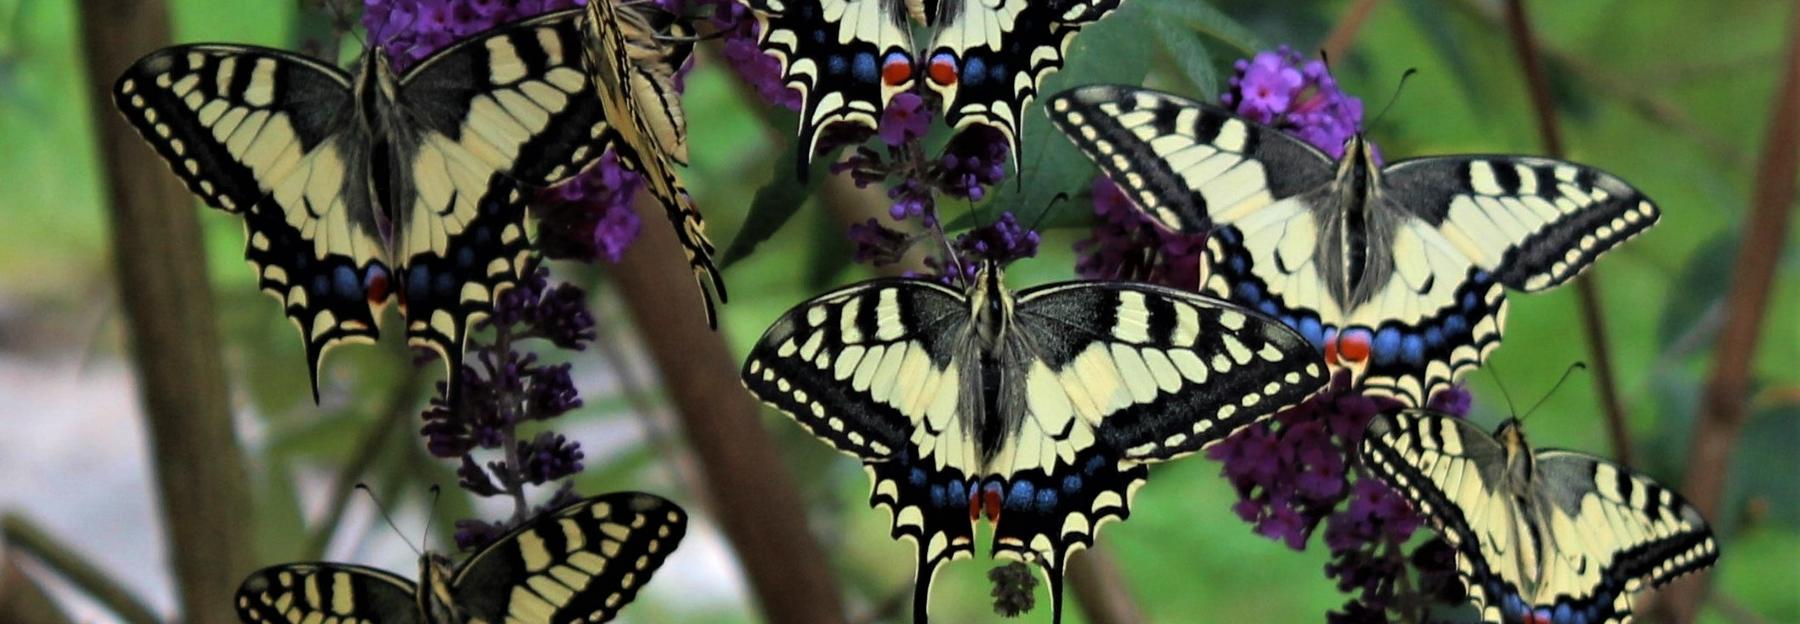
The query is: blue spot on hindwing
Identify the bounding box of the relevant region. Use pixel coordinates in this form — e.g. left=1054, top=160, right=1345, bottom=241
left=1005, top=481, right=1035, bottom=510
left=962, top=57, right=987, bottom=86
left=851, top=52, right=877, bottom=83
left=407, top=265, right=431, bottom=303
left=929, top=483, right=947, bottom=508
left=456, top=247, right=474, bottom=268
left=331, top=266, right=359, bottom=300
left=1235, top=281, right=1262, bottom=303
left=1034, top=488, right=1058, bottom=512
left=1298, top=316, right=1325, bottom=349
left=947, top=478, right=967, bottom=503
left=1400, top=333, right=1425, bottom=365
left=1061, top=474, right=1082, bottom=494
left=909, top=466, right=927, bottom=487
left=828, top=55, right=848, bottom=76
left=1444, top=315, right=1469, bottom=338
left=1371, top=327, right=1402, bottom=365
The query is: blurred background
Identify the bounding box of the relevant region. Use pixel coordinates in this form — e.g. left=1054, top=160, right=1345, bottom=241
left=0, top=0, right=1795, bottom=622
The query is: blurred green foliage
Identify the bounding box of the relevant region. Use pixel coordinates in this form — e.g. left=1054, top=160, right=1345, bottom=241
left=0, top=0, right=1794, bottom=621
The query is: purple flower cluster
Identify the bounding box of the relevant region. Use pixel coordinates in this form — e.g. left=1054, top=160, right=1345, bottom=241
left=1222, top=46, right=1369, bottom=159
left=1074, top=177, right=1206, bottom=288
left=535, top=151, right=645, bottom=263
left=704, top=0, right=803, bottom=110
left=364, top=0, right=583, bottom=71
left=1207, top=370, right=1471, bottom=619
left=418, top=265, right=596, bottom=550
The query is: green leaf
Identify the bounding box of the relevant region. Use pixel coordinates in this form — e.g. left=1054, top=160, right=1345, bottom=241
left=1154, top=18, right=1221, bottom=100
left=1142, top=0, right=1268, bottom=55
left=718, top=132, right=832, bottom=268
left=984, top=0, right=1157, bottom=230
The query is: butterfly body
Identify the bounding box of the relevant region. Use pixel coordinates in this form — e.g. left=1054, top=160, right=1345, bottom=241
left=233, top=492, right=686, bottom=624
left=743, top=261, right=1327, bottom=621
left=1047, top=85, right=1661, bottom=405
left=114, top=8, right=703, bottom=400
left=1361, top=411, right=1717, bottom=623
left=582, top=0, right=727, bottom=324
left=738, top=0, right=1125, bottom=170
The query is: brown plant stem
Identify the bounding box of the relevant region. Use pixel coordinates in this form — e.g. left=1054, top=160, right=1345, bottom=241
left=0, top=551, right=72, bottom=624
left=610, top=192, right=848, bottom=623
left=2, top=515, right=158, bottom=624
left=75, top=0, right=255, bottom=621
left=1500, top=0, right=1635, bottom=466
left=1664, top=3, right=1800, bottom=620
left=1068, top=549, right=1145, bottom=624
left=1318, top=0, right=1382, bottom=63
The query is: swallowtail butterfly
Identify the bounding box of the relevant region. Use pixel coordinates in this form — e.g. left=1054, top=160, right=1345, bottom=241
left=581, top=0, right=727, bottom=325
left=1046, top=85, right=1661, bottom=407
left=233, top=491, right=686, bottom=624
left=112, top=6, right=702, bottom=401
left=735, top=0, right=1126, bottom=171
left=1361, top=410, right=1716, bottom=623
left=742, top=260, right=1328, bottom=622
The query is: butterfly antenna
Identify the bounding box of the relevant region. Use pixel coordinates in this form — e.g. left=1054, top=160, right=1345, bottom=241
left=356, top=483, right=422, bottom=556
left=1489, top=361, right=1521, bottom=419
left=419, top=484, right=442, bottom=551
left=1366, top=68, right=1418, bottom=135
left=1025, top=192, right=1068, bottom=233
left=1521, top=362, right=1587, bottom=424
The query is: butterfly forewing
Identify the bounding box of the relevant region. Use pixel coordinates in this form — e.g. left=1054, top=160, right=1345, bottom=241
left=1047, top=84, right=1660, bottom=407
left=584, top=0, right=726, bottom=326
left=449, top=492, right=688, bottom=624
left=743, top=274, right=1327, bottom=622
left=115, top=45, right=391, bottom=397
left=235, top=563, right=421, bottom=624
left=1361, top=411, right=1717, bottom=623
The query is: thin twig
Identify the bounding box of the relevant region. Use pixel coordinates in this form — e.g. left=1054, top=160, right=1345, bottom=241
left=1499, top=0, right=1635, bottom=466
left=1318, top=0, right=1382, bottom=62
left=1, top=515, right=160, bottom=624
left=1663, top=4, right=1800, bottom=620
left=0, top=552, right=73, bottom=624
left=1450, top=0, right=1749, bottom=169
left=303, top=366, right=425, bottom=559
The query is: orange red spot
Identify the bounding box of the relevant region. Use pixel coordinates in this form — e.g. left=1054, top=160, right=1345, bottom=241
left=927, top=55, right=958, bottom=86
left=1336, top=329, right=1372, bottom=364
left=881, top=53, right=913, bottom=86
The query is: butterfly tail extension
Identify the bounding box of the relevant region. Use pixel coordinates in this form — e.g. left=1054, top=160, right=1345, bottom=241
left=865, top=455, right=976, bottom=624
left=988, top=459, right=1147, bottom=624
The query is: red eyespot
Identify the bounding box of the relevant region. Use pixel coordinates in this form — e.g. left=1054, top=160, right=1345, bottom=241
left=927, top=53, right=959, bottom=86
left=364, top=267, right=391, bottom=304
left=982, top=487, right=1003, bottom=522
left=881, top=52, right=913, bottom=86
left=1336, top=328, right=1373, bottom=364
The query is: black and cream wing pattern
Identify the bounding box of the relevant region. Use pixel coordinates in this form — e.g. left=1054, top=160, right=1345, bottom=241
left=583, top=0, right=728, bottom=326
left=234, top=492, right=687, bottom=623
left=1360, top=411, right=1717, bottom=623
left=1046, top=85, right=1661, bottom=406
left=742, top=262, right=1328, bottom=622
left=113, top=9, right=617, bottom=400
left=736, top=0, right=1126, bottom=170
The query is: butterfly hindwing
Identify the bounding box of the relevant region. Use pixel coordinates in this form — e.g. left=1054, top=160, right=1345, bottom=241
left=738, top=0, right=915, bottom=169
left=390, top=9, right=618, bottom=384
left=744, top=270, right=1327, bottom=622
left=1361, top=411, right=1717, bottom=623
left=451, top=492, right=688, bottom=623
left=1047, top=85, right=1660, bottom=406
left=235, top=563, right=421, bottom=624
left=584, top=0, right=727, bottom=326
left=923, top=0, right=1125, bottom=164
left=115, top=46, right=392, bottom=397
